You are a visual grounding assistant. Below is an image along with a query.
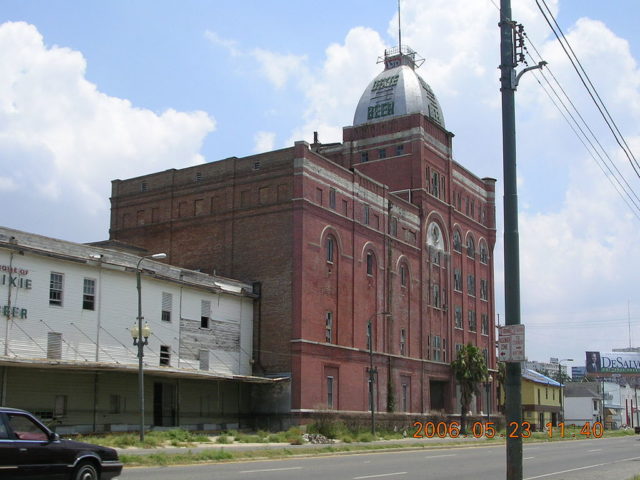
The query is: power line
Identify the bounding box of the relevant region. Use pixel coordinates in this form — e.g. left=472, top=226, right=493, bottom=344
left=536, top=0, right=640, bottom=180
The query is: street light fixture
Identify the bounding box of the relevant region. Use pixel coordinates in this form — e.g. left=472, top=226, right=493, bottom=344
left=131, top=252, right=166, bottom=441
left=558, top=358, right=573, bottom=424
left=367, top=311, right=390, bottom=437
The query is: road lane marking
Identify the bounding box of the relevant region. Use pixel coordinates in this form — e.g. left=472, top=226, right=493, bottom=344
left=354, top=473, right=408, bottom=479
left=524, top=455, right=640, bottom=479
left=240, top=467, right=303, bottom=473
left=524, top=457, right=535, bottom=460
left=424, top=454, right=456, bottom=459
left=587, top=449, right=602, bottom=452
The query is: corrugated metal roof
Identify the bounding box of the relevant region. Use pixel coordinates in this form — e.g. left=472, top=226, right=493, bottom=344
left=523, top=368, right=562, bottom=387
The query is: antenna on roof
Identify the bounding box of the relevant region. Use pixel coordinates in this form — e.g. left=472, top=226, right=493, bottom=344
left=398, top=0, right=402, bottom=51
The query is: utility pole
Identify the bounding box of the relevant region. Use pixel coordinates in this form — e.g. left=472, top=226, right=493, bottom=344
left=499, top=1, right=544, bottom=477
left=499, top=0, right=522, bottom=475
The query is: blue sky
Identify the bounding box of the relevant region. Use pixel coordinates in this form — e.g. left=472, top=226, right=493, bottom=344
left=2, top=0, right=640, bottom=368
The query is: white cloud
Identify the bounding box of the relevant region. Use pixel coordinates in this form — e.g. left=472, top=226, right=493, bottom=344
left=0, top=21, right=215, bottom=240
left=253, top=131, right=276, bottom=153
left=251, top=48, right=308, bottom=89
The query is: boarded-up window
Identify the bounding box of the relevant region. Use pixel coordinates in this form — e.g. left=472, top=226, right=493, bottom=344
left=259, top=187, right=270, bottom=205
left=199, top=349, right=209, bottom=371
left=201, top=300, right=211, bottom=328
left=47, top=332, right=62, bottom=360
left=161, top=293, right=172, bottom=322
left=160, top=345, right=171, bottom=366
left=277, top=184, right=289, bottom=201
left=152, top=207, right=160, bottom=223
left=54, top=395, right=67, bottom=416
left=109, top=394, right=122, bottom=414
left=137, top=210, right=145, bottom=225
left=194, top=199, right=204, bottom=216
left=240, top=190, right=250, bottom=207
left=178, top=201, right=188, bottom=218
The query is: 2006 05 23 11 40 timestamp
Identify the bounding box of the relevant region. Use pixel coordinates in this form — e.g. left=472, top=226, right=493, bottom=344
left=412, top=421, right=604, bottom=439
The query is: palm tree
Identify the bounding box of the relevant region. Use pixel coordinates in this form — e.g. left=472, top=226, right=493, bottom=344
left=451, top=343, right=489, bottom=434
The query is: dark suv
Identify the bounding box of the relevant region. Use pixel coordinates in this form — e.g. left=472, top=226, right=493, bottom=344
left=0, top=407, right=122, bottom=479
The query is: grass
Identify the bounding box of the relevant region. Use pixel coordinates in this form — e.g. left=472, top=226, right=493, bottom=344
left=70, top=423, right=638, bottom=467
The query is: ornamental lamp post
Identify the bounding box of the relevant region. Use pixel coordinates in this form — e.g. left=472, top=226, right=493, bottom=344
left=131, top=252, right=166, bottom=441
left=367, top=311, right=391, bottom=437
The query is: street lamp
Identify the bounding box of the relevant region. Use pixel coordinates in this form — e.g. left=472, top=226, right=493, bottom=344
left=367, top=311, right=390, bottom=436
left=485, top=374, right=493, bottom=420
left=130, top=252, right=166, bottom=441
left=558, top=358, right=573, bottom=424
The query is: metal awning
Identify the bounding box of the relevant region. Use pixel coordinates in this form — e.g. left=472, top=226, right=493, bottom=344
left=0, top=356, right=288, bottom=384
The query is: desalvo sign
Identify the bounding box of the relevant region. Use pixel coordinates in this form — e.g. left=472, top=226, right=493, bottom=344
left=586, top=351, right=640, bottom=375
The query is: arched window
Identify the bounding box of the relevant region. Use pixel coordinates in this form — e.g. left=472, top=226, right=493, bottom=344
left=400, top=264, right=408, bottom=286
left=326, top=236, right=335, bottom=263
left=453, top=230, right=462, bottom=252
left=479, top=241, right=488, bottom=264
left=366, top=252, right=374, bottom=275
left=466, top=236, right=475, bottom=258
left=427, top=222, right=444, bottom=265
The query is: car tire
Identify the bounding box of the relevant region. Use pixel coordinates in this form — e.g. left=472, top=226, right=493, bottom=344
left=73, top=461, right=99, bottom=480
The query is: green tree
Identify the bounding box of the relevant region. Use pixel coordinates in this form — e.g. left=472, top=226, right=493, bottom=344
left=451, top=343, right=489, bottom=434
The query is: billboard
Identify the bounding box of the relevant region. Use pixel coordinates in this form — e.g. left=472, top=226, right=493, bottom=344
left=586, top=351, right=640, bottom=375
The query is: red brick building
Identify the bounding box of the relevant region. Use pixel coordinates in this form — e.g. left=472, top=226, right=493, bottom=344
left=109, top=46, right=496, bottom=419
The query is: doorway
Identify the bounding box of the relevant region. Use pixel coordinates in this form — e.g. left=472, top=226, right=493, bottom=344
left=153, top=382, right=177, bottom=427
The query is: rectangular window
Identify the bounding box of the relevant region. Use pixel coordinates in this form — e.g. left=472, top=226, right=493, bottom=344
left=329, top=188, right=336, bottom=209
left=480, top=279, right=488, bottom=301
left=481, top=313, right=489, bottom=335
left=456, top=343, right=463, bottom=356
left=140, top=181, right=148, bottom=192
left=325, top=312, right=333, bottom=343
left=432, top=284, right=440, bottom=308
left=83, top=278, right=96, bottom=310
left=390, top=217, right=398, bottom=236
left=160, top=345, right=171, bottom=366
left=468, top=311, right=477, bottom=332
left=430, top=246, right=440, bottom=266
left=137, top=210, right=145, bottom=226
left=363, top=204, right=370, bottom=225
left=201, top=300, right=211, bottom=328
left=400, top=329, right=406, bottom=356
left=431, top=172, right=440, bottom=197
left=455, top=306, right=463, bottom=329
left=467, top=275, right=475, bottom=297
left=49, top=272, right=63, bottom=306
left=396, top=144, right=404, bottom=155
left=327, top=376, right=334, bottom=408
left=453, top=269, right=462, bottom=291
left=316, top=188, right=323, bottom=205
left=161, top=292, right=172, bottom=322
left=367, top=322, right=372, bottom=351
left=194, top=199, right=204, bottom=215
left=378, top=148, right=386, bottom=159
left=361, top=151, right=369, bottom=163
left=482, top=348, right=488, bottom=365
left=109, top=394, right=122, bottom=414
left=432, top=335, right=441, bottom=361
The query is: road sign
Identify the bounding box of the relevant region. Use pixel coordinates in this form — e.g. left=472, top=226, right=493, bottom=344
left=498, top=324, right=525, bottom=362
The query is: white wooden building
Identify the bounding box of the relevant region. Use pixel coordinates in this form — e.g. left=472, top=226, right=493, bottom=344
left=0, top=226, right=275, bottom=433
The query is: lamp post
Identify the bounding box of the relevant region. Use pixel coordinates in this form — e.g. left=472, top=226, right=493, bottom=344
left=367, top=311, right=390, bottom=436
left=130, top=252, right=166, bottom=441
left=558, top=358, right=573, bottom=424
left=485, top=374, right=493, bottom=420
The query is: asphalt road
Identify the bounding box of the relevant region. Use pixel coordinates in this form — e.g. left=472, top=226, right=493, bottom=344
left=120, top=435, right=640, bottom=480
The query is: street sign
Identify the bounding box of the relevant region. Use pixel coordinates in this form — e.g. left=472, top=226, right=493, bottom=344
left=498, top=324, right=525, bottom=362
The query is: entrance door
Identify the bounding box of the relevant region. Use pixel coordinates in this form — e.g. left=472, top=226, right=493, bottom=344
left=430, top=381, right=446, bottom=411
left=153, top=382, right=177, bottom=427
